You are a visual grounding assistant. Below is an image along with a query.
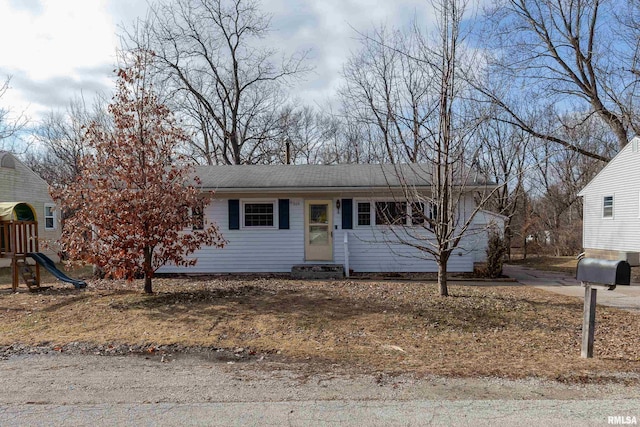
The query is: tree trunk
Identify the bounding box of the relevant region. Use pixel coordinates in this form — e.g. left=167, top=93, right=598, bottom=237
left=143, top=246, right=153, bottom=294
left=144, top=275, right=152, bottom=294
left=438, top=260, right=449, bottom=297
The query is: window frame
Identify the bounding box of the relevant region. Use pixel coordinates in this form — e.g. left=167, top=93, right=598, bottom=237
left=375, top=201, right=407, bottom=226
left=357, top=201, right=371, bottom=226
left=191, top=202, right=205, bottom=230
left=603, top=195, right=614, bottom=219
left=241, top=200, right=278, bottom=229
left=354, top=198, right=429, bottom=227
left=44, top=203, right=56, bottom=230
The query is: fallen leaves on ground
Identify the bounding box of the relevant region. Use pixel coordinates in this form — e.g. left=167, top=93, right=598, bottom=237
left=1, top=277, right=639, bottom=383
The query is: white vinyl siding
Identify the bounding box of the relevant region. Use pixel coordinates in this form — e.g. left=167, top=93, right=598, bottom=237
left=580, top=139, right=640, bottom=253
left=158, top=194, right=485, bottom=274
left=160, top=198, right=304, bottom=273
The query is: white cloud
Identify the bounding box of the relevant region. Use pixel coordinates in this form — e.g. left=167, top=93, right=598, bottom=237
left=0, top=0, right=116, bottom=79
left=0, top=0, right=441, bottom=122
left=0, top=0, right=118, bottom=118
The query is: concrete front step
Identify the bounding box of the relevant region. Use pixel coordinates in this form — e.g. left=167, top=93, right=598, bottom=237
left=291, top=264, right=344, bottom=279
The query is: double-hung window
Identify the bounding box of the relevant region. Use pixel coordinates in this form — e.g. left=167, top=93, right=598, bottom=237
left=375, top=201, right=407, bottom=225
left=356, top=200, right=432, bottom=227
left=44, top=204, right=56, bottom=230
left=603, top=195, right=614, bottom=218
left=244, top=202, right=275, bottom=227
left=357, top=202, right=371, bottom=226
left=192, top=203, right=205, bottom=230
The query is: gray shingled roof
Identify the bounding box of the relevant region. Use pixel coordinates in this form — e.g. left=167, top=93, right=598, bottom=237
left=194, top=164, right=492, bottom=191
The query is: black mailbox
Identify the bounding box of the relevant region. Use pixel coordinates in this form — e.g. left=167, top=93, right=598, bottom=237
left=576, top=258, right=631, bottom=286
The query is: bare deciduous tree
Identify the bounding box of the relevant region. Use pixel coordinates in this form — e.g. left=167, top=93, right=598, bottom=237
left=126, top=0, right=309, bottom=165
left=341, top=25, right=438, bottom=164
left=526, top=113, right=616, bottom=255
left=25, top=95, right=108, bottom=187
left=345, top=0, right=498, bottom=296
left=0, top=77, right=28, bottom=151
left=478, top=0, right=640, bottom=161
left=476, top=114, right=530, bottom=260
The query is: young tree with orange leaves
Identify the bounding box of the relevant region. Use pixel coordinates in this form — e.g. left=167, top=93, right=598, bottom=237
left=52, top=51, right=225, bottom=293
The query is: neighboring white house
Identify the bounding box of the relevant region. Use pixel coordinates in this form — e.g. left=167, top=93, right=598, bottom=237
left=0, top=151, right=60, bottom=266
left=158, top=163, right=504, bottom=274
left=578, top=136, right=640, bottom=265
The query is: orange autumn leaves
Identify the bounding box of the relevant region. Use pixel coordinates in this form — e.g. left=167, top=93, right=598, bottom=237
left=51, top=51, right=225, bottom=293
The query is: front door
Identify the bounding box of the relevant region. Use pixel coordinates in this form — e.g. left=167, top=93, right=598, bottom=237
left=305, top=200, right=333, bottom=261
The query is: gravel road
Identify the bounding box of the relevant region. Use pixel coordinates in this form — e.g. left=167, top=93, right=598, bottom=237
left=1, top=353, right=639, bottom=426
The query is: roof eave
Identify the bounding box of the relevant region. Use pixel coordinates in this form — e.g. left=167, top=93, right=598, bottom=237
left=199, top=183, right=497, bottom=193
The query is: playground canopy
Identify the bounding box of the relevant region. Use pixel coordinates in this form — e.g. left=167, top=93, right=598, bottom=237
left=0, top=202, right=37, bottom=222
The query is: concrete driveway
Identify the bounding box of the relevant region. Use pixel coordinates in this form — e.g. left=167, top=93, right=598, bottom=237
left=503, top=264, right=640, bottom=313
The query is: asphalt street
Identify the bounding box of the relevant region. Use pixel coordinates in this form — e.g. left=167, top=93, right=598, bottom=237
left=1, top=400, right=639, bottom=426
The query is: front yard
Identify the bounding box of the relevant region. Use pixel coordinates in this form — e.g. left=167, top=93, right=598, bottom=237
left=1, top=276, right=639, bottom=383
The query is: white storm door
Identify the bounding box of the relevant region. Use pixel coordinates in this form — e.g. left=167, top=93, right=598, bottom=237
left=305, top=200, right=333, bottom=261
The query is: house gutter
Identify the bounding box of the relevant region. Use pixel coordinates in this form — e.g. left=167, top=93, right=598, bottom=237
left=198, top=184, right=496, bottom=194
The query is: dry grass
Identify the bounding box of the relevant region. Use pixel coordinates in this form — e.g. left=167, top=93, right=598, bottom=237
left=1, top=277, right=640, bottom=382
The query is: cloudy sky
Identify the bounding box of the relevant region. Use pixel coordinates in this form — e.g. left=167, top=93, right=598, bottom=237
left=0, top=0, right=436, bottom=126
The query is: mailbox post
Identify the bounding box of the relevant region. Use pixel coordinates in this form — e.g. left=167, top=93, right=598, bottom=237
left=576, top=258, right=631, bottom=358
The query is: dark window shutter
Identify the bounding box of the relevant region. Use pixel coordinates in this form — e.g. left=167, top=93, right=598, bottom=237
left=278, top=199, right=290, bottom=229
left=228, top=199, right=240, bottom=230
left=342, top=198, right=353, bottom=229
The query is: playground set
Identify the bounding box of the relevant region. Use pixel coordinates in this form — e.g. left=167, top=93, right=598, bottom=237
left=0, top=202, right=86, bottom=291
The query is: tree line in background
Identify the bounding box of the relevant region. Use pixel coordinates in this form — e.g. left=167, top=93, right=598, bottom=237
left=2, top=0, right=639, bottom=269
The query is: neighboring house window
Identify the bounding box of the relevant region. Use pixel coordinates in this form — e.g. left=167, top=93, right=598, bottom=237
left=603, top=196, right=614, bottom=218
left=375, top=201, right=407, bottom=225
left=243, top=201, right=275, bottom=227
left=44, top=204, right=56, bottom=230
left=357, top=202, right=371, bottom=226
left=192, top=203, right=204, bottom=230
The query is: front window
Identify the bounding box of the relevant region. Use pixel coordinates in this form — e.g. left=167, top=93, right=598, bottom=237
left=603, top=196, right=614, bottom=218
left=192, top=203, right=204, bottom=230
left=244, top=202, right=275, bottom=227
left=44, top=204, right=55, bottom=230
left=357, top=202, right=371, bottom=226
left=375, top=201, right=407, bottom=225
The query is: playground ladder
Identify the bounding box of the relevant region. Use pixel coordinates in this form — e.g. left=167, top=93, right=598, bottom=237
left=15, top=256, right=39, bottom=290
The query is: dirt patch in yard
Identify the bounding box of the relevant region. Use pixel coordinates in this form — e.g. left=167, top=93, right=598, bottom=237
left=1, top=277, right=639, bottom=383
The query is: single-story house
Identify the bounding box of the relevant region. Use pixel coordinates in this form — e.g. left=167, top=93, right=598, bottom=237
left=0, top=151, right=60, bottom=267
left=158, top=163, right=504, bottom=274
left=578, top=136, right=640, bottom=265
